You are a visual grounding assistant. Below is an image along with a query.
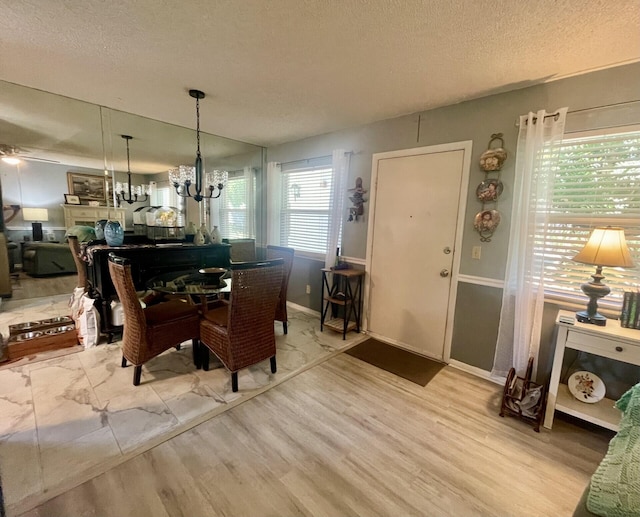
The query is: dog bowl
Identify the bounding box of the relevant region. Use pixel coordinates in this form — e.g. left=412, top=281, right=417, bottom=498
left=16, top=331, right=43, bottom=341
left=42, top=316, right=72, bottom=325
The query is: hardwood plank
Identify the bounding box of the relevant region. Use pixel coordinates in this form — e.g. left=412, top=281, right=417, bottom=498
left=18, top=353, right=612, bottom=517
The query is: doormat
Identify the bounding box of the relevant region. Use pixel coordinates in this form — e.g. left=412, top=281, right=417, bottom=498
left=345, top=338, right=445, bottom=386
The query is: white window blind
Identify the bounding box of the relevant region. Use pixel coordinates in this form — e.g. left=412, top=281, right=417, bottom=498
left=218, top=169, right=255, bottom=239
left=539, top=128, right=640, bottom=307
left=280, top=157, right=333, bottom=254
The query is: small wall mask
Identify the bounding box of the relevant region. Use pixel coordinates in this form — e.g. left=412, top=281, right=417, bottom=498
left=348, top=177, right=367, bottom=222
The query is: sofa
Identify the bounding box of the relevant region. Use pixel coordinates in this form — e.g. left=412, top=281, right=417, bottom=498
left=22, top=242, right=77, bottom=277
left=573, top=382, right=640, bottom=517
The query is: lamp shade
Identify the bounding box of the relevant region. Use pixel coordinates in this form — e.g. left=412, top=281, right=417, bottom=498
left=573, top=226, right=634, bottom=268
left=22, top=207, right=49, bottom=222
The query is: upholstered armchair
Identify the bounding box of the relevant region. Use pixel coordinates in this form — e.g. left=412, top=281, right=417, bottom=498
left=108, top=253, right=201, bottom=386
left=199, top=259, right=284, bottom=392
left=266, top=245, right=294, bottom=334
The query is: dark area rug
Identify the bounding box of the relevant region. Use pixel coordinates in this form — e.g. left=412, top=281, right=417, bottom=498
left=345, top=338, right=445, bottom=386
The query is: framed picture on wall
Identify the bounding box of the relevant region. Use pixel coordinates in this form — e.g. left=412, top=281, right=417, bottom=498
left=67, top=172, right=107, bottom=205
left=64, top=194, right=81, bottom=205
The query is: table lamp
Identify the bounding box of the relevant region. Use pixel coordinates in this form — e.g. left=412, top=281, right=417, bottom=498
left=22, top=207, right=49, bottom=241
left=573, top=226, right=635, bottom=326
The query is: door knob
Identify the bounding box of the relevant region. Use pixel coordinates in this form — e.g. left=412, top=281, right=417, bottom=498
left=443, top=247, right=451, bottom=254
left=440, top=269, right=449, bottom=277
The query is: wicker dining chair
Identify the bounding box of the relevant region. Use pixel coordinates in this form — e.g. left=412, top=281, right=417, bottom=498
left=266, top=245, right=294, bottom=334
left=199, top=258, right=284, bottom=392
left=225, top=238, right=257, bottom=263
left=108, top=253, right=201, bottom=386
left=68, top=235, right=88, bottom=290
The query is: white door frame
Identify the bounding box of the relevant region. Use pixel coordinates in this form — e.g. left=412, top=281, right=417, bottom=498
left=363, top=141, right=472, bottom=363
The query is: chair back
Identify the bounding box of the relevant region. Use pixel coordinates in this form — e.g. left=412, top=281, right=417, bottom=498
left=68, top=236, right=88, bottom=289
left=266, top=245, right=294, bottom=322
left=226, top=259, right=284, bottom=341
left=108, top=253, right=147, bottom=343
left=225, top=238, right=257, bottom=262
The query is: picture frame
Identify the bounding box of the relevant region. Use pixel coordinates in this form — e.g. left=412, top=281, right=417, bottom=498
left=64, top=194, right=81, bottom=205
left=67, top=172, right=107, bottom=205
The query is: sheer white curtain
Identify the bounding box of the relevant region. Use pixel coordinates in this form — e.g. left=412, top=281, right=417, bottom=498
left=266, top=161, right=282, bottom=246
left=324, top=150, right=350, bottom=270
left=243, top=166, right=256, bottom=238
left=492, top=108, right=568, bottom=378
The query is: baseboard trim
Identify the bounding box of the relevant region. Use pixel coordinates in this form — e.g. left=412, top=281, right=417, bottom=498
left=448, top=359, right=505, bottom=386
left=287, top=301, right=320, bottom=318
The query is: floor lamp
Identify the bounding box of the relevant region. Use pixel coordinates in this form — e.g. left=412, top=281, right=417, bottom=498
left=22, top=208, right=49, bottom=242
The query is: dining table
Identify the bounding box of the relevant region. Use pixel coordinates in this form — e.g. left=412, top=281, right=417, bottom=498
left=146, top=268, right=231, bottom=368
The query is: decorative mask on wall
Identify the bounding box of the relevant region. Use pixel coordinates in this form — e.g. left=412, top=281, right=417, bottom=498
left=348, top=177, right=367, bottom=222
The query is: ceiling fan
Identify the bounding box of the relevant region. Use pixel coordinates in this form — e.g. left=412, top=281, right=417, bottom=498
left=0, top=144, right=60, bottom=165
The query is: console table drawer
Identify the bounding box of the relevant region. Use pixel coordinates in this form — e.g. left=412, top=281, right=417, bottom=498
left=566, top=330, right=640, bottom=364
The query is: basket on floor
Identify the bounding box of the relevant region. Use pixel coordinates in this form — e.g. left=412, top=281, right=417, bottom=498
left=499, top=357, right=546, bottom=432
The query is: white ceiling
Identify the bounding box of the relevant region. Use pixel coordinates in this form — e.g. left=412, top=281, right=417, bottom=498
left=1, top=0, right=639, bottom=147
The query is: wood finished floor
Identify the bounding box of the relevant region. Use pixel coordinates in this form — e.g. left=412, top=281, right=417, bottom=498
left=18, top=352, right=612, bottom=517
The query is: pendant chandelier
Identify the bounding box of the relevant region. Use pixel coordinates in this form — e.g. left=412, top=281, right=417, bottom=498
left=115, top=135, right=150, bottom=205
left=169, top=89, right=228, bottom=202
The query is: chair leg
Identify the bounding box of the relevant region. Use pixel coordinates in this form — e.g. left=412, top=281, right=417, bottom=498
left=270, top=356, right=277, bottom=374
left=231, top=372, right=238, bottom=392
left=202, top=346, right=210, bottom=371
left=283, top=321, right=288, bottom=334
left=133, top=365, right=142, bottom=386
left=192, top=339, right=201, bottom=369
left=121, top=356, right=127, bottom=368
left=175, top=343, right=181, bottom=351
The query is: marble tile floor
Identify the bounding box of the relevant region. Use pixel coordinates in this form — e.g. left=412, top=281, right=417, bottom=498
left=0, top=294, right=366, bottom=515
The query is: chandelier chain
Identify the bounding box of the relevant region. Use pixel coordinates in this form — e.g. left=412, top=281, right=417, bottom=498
left=196, top=96, right=201, bottom=157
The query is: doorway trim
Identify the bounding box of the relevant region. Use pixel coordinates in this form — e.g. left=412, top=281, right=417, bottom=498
left=363, top=141, right=472, bottom=363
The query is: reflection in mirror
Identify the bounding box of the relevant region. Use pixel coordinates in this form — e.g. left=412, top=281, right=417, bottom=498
left=101, top=107, right=264, bottom=231
left=0, top=79, right=264, bottom=300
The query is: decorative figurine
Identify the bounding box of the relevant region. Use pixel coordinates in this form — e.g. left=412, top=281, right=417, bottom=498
left=348, top=177, right=367, bottom=222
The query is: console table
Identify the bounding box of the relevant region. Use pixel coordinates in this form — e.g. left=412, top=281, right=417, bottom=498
left=84, top=243, right=231, bottom=341
left=544, top=309, right=640, bottom=432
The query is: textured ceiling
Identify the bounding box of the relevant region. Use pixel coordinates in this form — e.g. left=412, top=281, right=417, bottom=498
left=1, top=0, right=639, bottom=147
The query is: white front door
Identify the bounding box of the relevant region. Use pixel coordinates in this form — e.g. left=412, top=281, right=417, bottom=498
left=365, top=142, right=471, bottom=361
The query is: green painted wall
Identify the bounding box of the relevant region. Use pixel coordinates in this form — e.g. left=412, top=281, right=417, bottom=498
left=266, top=62, right=640, bottom=377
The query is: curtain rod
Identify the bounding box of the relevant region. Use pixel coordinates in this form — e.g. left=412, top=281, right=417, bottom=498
left=278, top=154, right=332, bottom=167
left=515, top=99, right=640, bottom=126
left=277, top=151, right=353, bottom=167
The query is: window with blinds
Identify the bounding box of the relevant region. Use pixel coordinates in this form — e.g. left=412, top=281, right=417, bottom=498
left=280, top=159, right=333, bottom=254
left=538, top=127, right=640, bottom=307
left=218, top=170, right=255, bottom=239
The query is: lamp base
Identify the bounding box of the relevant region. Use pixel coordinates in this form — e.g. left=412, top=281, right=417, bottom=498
left=575, top=310, right=607, bottom=326
left=32, top=222, right=43, bottom=242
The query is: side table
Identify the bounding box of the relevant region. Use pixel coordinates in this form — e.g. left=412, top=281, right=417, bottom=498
left=320, top=268, right=365, bottom=340
left=544, top=309, right=640, bottom=432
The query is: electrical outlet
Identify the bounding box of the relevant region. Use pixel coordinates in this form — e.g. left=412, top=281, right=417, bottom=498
left=472, top=246, right=482, bottom=260
left=305, top=284, right=311, bottom=295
